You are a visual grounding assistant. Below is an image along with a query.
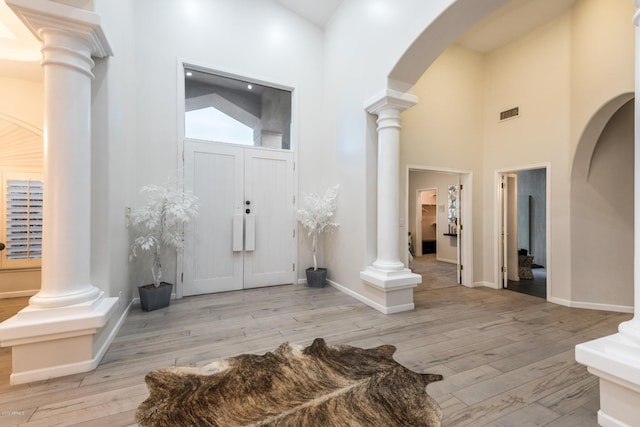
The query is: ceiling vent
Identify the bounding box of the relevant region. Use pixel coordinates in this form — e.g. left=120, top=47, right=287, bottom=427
left=499, top=107, right=519, bottom=121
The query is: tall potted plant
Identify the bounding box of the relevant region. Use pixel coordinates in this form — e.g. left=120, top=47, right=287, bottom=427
left=297, top=185, right=339, bottom=288
left=129, top=179, right=199, bottom=311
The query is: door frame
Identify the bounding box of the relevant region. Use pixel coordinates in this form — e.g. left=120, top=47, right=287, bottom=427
left=494, top=163, right=551, bottom=298
left=406, top=165, right=473, bottom=287
left=176, top=59, right=300, bottom=299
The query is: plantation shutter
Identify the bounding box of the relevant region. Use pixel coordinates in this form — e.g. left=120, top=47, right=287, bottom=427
left=1, top=171, right=43, bottom=269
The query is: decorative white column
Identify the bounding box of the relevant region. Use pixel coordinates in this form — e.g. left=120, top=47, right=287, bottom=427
left=360, top=89, right=421, bottom=314
left=0, top=0, right=117, bottom=385
left=575, top=2, right=640, bottom=425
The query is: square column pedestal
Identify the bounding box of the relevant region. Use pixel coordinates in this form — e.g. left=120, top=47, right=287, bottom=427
left=0, top=294, right=118, bottom=384
left=576, top=332, right=640, bottom=427
left=361, top=267, right=421, bottom=314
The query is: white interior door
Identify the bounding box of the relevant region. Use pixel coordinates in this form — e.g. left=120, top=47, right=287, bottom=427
left=183, top=141, right=244, bottom=294
left=183, top=141, right=295, bottom=296
left=243, top=149, right=295, bottom=288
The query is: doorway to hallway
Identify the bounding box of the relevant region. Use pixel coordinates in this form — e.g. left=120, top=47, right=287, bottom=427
left=407, top=167, right=473, bottom=287
left=497, top=166, right=549, bottom=299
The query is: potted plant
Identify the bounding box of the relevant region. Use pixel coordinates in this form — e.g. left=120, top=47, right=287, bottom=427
left=129, top=178, right=199, bottom=311
left=297, top=185, right=339, bottom=287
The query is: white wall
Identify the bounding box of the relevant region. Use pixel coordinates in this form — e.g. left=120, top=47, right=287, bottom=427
left=481, top=11, right=572, bottom=297
left=90, top=0, right=138, bottom=346
left=129, top=0, right=325, bottom=287
left=401, top=44, right=485, bottom=281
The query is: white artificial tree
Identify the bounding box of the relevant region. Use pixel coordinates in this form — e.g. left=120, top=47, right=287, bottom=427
left=297, top=185, right=340, bottom=271
left=129, top=179, right=199, bottom=288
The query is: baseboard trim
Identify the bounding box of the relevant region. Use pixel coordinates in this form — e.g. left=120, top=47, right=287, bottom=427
left=598, top=410, right=627, bottom=427
left=327, top=279, right=413, bottom=314
left=11, top=358, right=98, bottom=385
left=0, top=290, right=38, bottom=299
left=436, top=257, right=457, bottom=264
left=95, top=297, right=134, bottom=361
left=473, top=281, right=500, bottom=289
left=551, top=297, right=634, bottom=314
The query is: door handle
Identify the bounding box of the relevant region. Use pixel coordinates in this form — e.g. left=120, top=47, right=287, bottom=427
left=0, top=242, right=5, bottom=251
left=232, top=214, right=243, bottom=251
left=245, top=214, right=256, bottom=251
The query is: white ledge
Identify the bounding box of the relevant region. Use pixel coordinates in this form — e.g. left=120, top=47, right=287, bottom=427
left=0, top=294, right=118, bottom=346
left=360, top=266, right=421, bottom=290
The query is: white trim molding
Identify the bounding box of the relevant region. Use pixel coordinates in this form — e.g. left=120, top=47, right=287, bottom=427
left=551, top=297, right=634, bottom=314
left=329, top=279, right=414, bottom=315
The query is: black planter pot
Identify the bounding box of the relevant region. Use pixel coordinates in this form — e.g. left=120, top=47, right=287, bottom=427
left=138, top=282, right=173, bottom=311
left=306, top=268, right=327, bottom=288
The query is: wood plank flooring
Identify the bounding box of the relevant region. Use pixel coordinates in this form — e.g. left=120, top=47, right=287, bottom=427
left=0, top=263, right=631, bottom=426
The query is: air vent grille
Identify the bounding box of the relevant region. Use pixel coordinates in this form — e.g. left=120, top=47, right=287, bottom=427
left=499, top=107, right=519, bottom=121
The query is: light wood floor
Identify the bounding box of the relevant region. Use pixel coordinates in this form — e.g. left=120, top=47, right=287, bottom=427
left=0, top=262, right=631, bottom=426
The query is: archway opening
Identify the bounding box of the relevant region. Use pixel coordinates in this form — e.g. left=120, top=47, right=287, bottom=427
left=570, top=96, right=635, bottom=311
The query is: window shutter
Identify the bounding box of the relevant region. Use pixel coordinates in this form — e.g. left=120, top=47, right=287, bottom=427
left=1, top=172, right=43, bottom=269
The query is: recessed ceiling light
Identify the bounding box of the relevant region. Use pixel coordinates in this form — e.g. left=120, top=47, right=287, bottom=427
left=247, top=84, right=253, bottom=90
left=186, top=71, right=193, bottom=77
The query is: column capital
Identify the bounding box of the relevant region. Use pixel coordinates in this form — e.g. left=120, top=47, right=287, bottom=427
left=364, top=88, right=418, bottom=115
left=7, top=0, right=112, bottom=58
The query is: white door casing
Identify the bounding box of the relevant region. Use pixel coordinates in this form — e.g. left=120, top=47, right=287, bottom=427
left=183, top=141, right=295, bottom=296
left=506, top=174, right=519, bottom=282
left=500, top=175, right=508, bottom=287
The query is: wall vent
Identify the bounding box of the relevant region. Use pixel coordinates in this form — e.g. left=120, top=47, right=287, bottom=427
left=499, top=107, right=519, bottom=121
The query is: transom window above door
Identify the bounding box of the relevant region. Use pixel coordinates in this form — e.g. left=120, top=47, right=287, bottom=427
left=184, top=68, right=292, bottom=150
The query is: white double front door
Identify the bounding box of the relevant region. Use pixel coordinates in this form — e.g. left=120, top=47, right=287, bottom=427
left=183, top=140, right=295, bottom=296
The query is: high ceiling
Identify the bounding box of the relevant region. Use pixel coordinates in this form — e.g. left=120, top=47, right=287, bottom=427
left=0, top=0, right=577, bottom=83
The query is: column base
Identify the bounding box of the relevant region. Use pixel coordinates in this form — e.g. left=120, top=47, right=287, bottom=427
left=575, top=333, right=640, bottom=426
left=0, top=292, right=118, bottom=384
left=360, top=266, right=421, bottom=314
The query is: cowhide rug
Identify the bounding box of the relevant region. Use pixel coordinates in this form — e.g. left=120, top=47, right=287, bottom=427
left=136, top=338, right=443, bottom=426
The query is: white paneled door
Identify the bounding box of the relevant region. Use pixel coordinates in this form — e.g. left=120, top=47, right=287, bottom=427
left=183, top=141, right=295, bottom=296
